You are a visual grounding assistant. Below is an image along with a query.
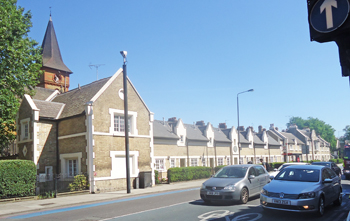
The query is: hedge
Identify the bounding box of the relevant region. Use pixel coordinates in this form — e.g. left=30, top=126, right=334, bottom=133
left=0, top=160, right=36, bottom=198
left=329, top=158, right=344, bottom=164
left=167, top=166, right=212, bottom=182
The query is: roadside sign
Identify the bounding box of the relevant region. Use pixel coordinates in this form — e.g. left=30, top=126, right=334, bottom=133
left=310, top=0, right=350, bottom=33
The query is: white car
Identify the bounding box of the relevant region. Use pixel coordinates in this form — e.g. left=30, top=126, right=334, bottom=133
left=269, top=162, right=310, bottom=178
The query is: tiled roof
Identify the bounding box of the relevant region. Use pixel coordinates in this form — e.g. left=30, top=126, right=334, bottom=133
left=280, top=132, right=305, bottom=145
left=42, top=18, right=72, bottom=73
left=184, top=124, right=208, bottom=141
left=253, top=133, right=265, bottom=145
left=213, top=128, right=231, bottom=143
left=238, top=131, right=250, bottom=144
left=33, top=87, right=56, bottom=101
left=52, top=77, right=110, bottom=119
left=153, top=120, right=179, bottom=139
left=267, top=134, right=280, bottom=145
left=33, top=99, right=64, bottom=119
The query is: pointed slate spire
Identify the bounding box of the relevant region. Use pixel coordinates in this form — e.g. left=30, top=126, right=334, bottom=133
left=41, top=16, right=72, bottom=73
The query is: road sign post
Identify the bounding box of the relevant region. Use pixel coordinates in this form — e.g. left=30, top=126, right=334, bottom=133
left=307, top=0, right=350, bottom=82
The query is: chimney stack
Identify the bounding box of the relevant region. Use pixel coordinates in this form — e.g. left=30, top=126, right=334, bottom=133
left=196, top=121, right=205, bottom=126
left=168, top=117, right=177, bottom=122
left=219, top=123, right=227, bottom=129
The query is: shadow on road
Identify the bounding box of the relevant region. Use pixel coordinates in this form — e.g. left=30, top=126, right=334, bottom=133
left=189, top=196, right=347, bottom=221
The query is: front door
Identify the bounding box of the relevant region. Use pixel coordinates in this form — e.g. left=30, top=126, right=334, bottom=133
left=210, top=158, right=214, bottom=167
left=180, top=159, right=186, bottom=167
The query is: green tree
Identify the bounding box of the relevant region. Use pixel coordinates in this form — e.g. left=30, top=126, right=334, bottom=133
left=0, top=0, right=42, bottom=152
left=342, top=125, right=350, bottom=142
left=287, top=117, right=337, bottom=151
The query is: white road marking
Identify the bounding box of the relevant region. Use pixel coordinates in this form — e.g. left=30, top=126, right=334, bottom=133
left=98, top=200, right=192, bottom=221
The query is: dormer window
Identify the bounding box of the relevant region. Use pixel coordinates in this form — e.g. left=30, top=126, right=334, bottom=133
left=209, top=138, right=212, bottom=144
left=180, top=135, right=184, bottom=142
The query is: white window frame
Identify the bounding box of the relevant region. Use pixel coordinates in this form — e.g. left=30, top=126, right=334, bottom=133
left=109, top=109, right=138, bottom=136
left=155, top=158, right=165, bottom=171
left=170, top=158, right=175, bottom=168
left=67, top=159, right=78, bottom=178
left=218, top=158, right=224, bottom=166
left=191, top=158, right=198, bottom=167
left=20, top=118, right=30, bottom=141
left=110, top=151, right=139, bottom=178
left=202, top=158, right=206, bottom=166
left=113, top=115, right=131, bottom=133
left=180, top=135, right=184, bottom=143
left=60, top=152, right=82, bottom=179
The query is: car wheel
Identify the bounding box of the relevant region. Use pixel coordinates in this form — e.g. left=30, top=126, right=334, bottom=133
left=317, top=197, right=325, bottom=216
left=239, top=187, right=249, bottom=204
left=334, top=191, right=342, bottom=206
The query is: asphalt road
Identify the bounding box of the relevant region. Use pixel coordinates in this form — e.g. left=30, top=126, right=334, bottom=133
left=4, top=178, right=350, bottom=221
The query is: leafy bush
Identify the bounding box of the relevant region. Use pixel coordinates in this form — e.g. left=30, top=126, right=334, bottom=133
left=168, top=167, right=211, bottom=183
left=271, top=162, right=285, bottom=169
left=0, top=160, right=36, bottom=198
left=68, top=175, right=89, bottom=191
left=154, top=170, right=160, bottom=184
left=329, top=158, right=344, bottom=164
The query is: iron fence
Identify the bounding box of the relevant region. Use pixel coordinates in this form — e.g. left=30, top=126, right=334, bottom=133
left=36, top=172, right=89, bottom=197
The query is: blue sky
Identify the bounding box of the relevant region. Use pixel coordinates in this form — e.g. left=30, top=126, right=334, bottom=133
left=17, top=0, right=349, bottom=137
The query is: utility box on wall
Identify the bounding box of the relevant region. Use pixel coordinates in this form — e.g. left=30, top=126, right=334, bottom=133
left=139, top=171, right=152, bottom=188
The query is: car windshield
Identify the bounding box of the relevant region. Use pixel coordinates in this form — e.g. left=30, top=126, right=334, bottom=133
left=214, top=167, right=248, bottom=178
left=275, top=168, right=319, bottom=182
left=277, top=164, right=292, bottom=171
left=312, top=162, right=330, bottom=167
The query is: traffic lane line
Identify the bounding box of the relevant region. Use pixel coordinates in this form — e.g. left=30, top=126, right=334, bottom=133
left=98, top=198, right=263, bottom=221
left=4, top=188, right=199, bottom=219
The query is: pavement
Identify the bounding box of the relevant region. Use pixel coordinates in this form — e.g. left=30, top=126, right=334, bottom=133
left=0, top=179, right=206, bottom=218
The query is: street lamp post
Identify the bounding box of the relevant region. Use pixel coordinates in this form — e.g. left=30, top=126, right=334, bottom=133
left=237, top=89, right=254, bottom=164
left=121, top=51, right=131, bottom=194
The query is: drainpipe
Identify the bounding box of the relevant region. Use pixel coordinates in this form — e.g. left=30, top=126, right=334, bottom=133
left=85, top=101, right=94, bottom=193
left=186, top=140, right=190, bottom=167
left=214, top=141, right=217, bottom=167
left=55, top=120, right=59, bottom=198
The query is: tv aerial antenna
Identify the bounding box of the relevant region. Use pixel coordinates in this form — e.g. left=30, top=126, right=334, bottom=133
left=89, top=63, right=105, bottom=80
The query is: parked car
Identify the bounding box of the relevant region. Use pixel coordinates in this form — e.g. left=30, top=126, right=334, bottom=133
left=311, top=161, right=342, bottom=177
left=260, top=165, right=342, bottom=216
left=269, top=162, right=310, bottom=178
left=200, top=164, right=270, bottom=204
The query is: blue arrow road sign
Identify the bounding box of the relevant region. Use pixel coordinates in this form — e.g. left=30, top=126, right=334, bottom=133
left=310, top=0, right=350, bottom=33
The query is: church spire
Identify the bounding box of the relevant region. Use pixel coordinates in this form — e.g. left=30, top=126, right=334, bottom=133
left=41, top=17, right=72, bottom=73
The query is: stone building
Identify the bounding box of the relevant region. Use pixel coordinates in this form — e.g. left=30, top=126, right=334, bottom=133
left=16, top=17, right=154, bottom=192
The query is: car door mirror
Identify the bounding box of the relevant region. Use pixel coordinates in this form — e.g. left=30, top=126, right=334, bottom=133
left=323, top=178, right=332, bottom=183
left=270, top=176, right=275, bottom=180
left=274, top=168, right=277, bottom=172
left=248, top=175, right=255, bottom=179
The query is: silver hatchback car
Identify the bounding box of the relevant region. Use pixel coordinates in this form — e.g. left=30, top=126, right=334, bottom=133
left=260, top=165, right=342, bottom=216
left=200, top=164, right=270, bottom=204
